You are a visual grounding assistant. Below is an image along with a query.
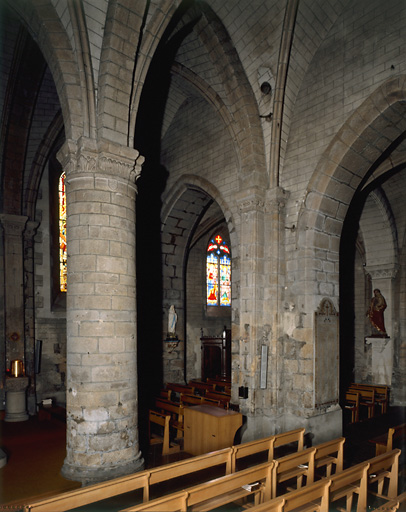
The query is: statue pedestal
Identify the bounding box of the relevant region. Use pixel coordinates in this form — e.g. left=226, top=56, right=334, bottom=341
left=5, top=376, right=29, bottom=422
left=365, top=337, right=393, bottom=385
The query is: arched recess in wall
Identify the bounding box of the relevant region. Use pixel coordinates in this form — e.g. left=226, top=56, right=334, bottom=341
left=161, top=179, right=236, bottom=385
left=297, top=75, right=406, bottom=408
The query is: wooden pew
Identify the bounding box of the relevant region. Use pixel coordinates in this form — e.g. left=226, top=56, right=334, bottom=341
left=272, top=446, right=316, bottom=498
left=344, top=391, right=360, bottom=423
left=314, top=437, right=345, bottom=477
left=369, top=423, right=406, bottom=456
left=329, top=461, right=369, bottom=512
left=188, top=380, right=216, bottom=395
left=367, top=448, right=401, bottom=500
left=348, top=387, right=376, bottom=418
left=271, top=427, right=305, bottom=459
left=154, top=398, right=184, bottom=438
left=231, top=428, right=305, bottom=473
left=122, top=462, right=275, bottom=512
left=165, top=382, right=195, bottom=400
left=231, top=435, right=275, bottom=472
left=22, top=472, right=150, bottom=512
left=149, top=409, right=180, bottom=456
left=146, top=447, right=233, bottom=500
left=23, top=448, right=234, bottom=511
left=205, top=390, right=230, bottom=408
left=120, top=490, right=188, bottom=512
left=243, top=479, right=332, bottom=512
left=350, top=383, right=389, bottom=414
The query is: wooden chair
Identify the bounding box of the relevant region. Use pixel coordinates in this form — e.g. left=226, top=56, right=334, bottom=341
left=344, top=391, right=360, bottom=423
left=149, top=410, right=180, bottom=456
left=329, top=461, right=369, bottom=512
left=370, top=423, right=406, bottom=456
left=272, top=446, right=316, bottom=498
left=247, top=479, right=331, bottom=512
left=314, top=437, right=345, bottom=477
left=367, top=448, right=401, bottom=501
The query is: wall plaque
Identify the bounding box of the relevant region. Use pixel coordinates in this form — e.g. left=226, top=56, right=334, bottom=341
left=315, top=298, right=339, bottom=408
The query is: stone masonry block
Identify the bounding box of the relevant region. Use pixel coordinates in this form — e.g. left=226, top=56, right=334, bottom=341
left=80, top=321, right=115, bottom=337
left=99, top=338, right=126, bottom=353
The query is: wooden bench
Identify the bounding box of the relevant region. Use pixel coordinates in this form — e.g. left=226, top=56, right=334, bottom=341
left=149, top=409, right=180, bottom=456
left=231, top=435, right=275, bottom=472
left=23, top=447, right=234, bottom=511
left=189, top=380, right=216, bottom=395
left=272, top=446, right=316, bottom=498
left=244, top=479, right=332, bottom=512
left=344, top=391, right=360, bottom=423
left=122, top=462, right=275, bottom=512
left=350, top=383, right=389, bottom=414
left=154, top=398, right=184, bottom=438
left=329, top=461, right=369, bottom=512
left=231, top=428, right=305, bottom=472
left=314, top=437, right=345, bottom=477
left=146, top=447, right=233, bottom=500
left=22, top=472, right=150, bottom=512
left=271, top=427, right=305, bottom=459
left=165, top=383, right=195, bottom=401
left=348, top=386, right=376, bottom=418
left=120, top=490, right=188, bottom=512
left=370, top=423, right=406, bottom=456
left=367, top=448, right=401, bottom=500
left=205, top=391, right=231, bottom=408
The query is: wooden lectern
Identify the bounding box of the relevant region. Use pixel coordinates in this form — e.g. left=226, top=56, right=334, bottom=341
left=184, top=404, right=243, bottom=455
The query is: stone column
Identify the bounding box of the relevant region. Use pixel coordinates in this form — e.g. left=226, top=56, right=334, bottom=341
left=58, top=137, right=144, bottom=484
left=0, top=214, right=28, bottom=370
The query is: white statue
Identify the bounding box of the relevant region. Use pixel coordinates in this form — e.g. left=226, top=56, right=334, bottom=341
left=168, top=305, right=177, bottom=336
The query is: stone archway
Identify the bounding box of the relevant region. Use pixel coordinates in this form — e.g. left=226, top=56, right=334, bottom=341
left=296, top=76, right=406, bottom=409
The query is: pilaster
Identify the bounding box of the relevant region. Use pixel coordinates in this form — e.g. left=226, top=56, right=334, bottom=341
left=0, top=214, right=28, bottom=370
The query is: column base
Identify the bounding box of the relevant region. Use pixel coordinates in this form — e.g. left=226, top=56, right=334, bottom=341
left=61, top=451, right=145, bottom=486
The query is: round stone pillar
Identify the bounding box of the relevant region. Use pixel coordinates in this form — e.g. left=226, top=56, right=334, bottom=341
left=58, top=137, right=144, bottom=484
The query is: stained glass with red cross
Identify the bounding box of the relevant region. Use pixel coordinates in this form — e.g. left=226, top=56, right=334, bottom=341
left=206, top=235, right=231, bottom=306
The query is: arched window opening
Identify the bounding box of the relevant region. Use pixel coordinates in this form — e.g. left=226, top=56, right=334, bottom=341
left=59, top=171, right=67, bottom=292
left=206, top=235, right=231, bottom=307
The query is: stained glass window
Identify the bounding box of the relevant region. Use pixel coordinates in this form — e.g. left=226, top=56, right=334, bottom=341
left=59, top=172, right=67, bottom=292
left=206, top=235, right=231, bottom=307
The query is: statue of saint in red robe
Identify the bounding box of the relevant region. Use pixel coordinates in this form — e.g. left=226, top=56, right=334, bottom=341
left=367, top=289, right=387, bottom=337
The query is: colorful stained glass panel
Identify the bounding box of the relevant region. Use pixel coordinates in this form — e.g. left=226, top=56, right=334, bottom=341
left=219, top=254, right=231, bottom=306
left=59, top=172, right=67, bottom=292
left=206, top=253, right=218, bottom=305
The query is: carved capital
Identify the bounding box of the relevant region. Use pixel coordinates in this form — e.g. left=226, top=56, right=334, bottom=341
left=0, top=214, right=28, bottom=237
left=236, top=188, right=265, bottom=213
left=57, top=137, right=145, bottom=186
left=265, top=186, right=290, bottom=213
left=365, top=264, right=398, bottom=279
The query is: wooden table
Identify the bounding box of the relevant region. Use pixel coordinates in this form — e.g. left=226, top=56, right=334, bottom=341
left=183, top=404, right=243, bottom=455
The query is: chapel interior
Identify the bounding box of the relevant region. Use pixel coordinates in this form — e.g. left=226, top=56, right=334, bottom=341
left=1, top=0, right=406, bottom=508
